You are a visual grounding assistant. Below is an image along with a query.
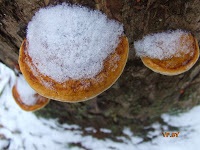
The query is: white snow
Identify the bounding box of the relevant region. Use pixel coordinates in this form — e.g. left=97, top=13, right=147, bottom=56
left=1, top=62, right=200, bottom=150
left=100, top=128, right=112, bottom=134
left=134, top=30, right=193, bottom=60
left=15, top=75, right=38, bottom=106
left=26, top=3, right=123, bottom=83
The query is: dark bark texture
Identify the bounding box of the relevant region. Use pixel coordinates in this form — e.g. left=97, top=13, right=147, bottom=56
left=1, top=0, right=200, bottom=141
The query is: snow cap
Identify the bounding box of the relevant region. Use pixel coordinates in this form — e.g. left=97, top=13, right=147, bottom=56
left=27, top=3, right=124, bottom=83
left=134, top=30, right=193, bottom=60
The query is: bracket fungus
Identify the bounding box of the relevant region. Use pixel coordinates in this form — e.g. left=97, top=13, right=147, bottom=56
left=134, top=30, right=199, bottom=75
left=12, top=75, right=50, bottom=111
left=19, top=4, right=129, bottom=102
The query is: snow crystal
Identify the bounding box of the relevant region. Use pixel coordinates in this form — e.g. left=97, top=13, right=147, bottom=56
left=134, top=30, right=193, bottom=60
left=16, top=75, right=38, bottom=106
left=27, top=4, right=123, bottom=83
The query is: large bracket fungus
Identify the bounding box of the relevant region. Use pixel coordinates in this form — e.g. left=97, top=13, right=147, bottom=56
left=134, top=30, right=199, bottom=75
left=19, top=4, right=129, bottom=102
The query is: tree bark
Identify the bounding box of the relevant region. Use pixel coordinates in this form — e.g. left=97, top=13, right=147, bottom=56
left=1, top=0, right=200, bottom=140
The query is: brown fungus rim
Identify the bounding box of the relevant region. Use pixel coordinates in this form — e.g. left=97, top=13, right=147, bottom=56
left=12, top=84, right=50, bottom=111
left=141, top=35, right=199, bottom=76
left=19, top=36, right=129, bottom=102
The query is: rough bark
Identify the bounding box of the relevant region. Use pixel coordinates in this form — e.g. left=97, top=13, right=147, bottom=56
left=1, top=0, right=200, bottom=141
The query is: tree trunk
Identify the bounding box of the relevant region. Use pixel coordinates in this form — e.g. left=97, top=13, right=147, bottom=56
left=1, top=0, right=200, bottom=140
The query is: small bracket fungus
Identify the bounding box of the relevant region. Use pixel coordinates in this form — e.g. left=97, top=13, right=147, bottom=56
left=134, top=30, right=199, bottom=75
left=19, top=4, right=129, bottom=102
left=12, top=75, right=50, bottom=111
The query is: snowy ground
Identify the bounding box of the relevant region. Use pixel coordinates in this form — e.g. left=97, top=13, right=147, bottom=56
left=0, top=62, right=200, bottom=150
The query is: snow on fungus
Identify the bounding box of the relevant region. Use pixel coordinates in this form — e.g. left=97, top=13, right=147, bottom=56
left=134, top=30, right=199, bottom=75
left=12, top=75, right=50, bottom=111
left=19, top=4, right=129, bottom=102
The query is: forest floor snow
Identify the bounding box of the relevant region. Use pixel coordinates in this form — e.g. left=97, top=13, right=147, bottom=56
left=0, top=62, right=200, bottom=150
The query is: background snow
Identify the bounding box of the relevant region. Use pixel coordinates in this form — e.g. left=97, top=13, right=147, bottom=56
left=0, top=62, right=200, bottom=150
